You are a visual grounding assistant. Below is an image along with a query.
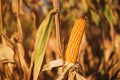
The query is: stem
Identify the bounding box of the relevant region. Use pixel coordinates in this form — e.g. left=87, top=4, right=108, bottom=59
left=0, top=0, right=2, bottom=33
left=0, top=33, right=15, bottom=46
left=53, top=0, right=63, bottom=58
left=16, top=16, right=23, bottom=43
left=0, top=0, right=3, bottom=43
left=110, top=23, right=114, bottom=45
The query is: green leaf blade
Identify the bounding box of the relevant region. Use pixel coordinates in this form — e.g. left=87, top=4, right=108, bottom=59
left=32, top=9, right=58, bottom=80
left=104, top=5, right=114, bottom=24
left=90, top=10, right=100, bottom=26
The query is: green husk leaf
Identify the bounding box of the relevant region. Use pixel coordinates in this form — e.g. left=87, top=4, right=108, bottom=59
left=32, top=9, right=58, bottom=80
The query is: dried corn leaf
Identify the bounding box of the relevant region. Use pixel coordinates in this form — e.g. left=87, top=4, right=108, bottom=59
left=0, top=44, right=14, bottom=61
left=42, top=59, right=63, bottom=71
left=16, top=43, right=28, bottom=80
left=32, top=9, right=58, bottom=80
left=12, top=0, right=19, bottom=15
left=68, top=71, right=76, bottom=80
left=57, top=63, right=74, bottom=80
left=103, top=39, right=114, bottom=63
left=0, top=33, right=15, bottom=49
left=109, top=61, right=120, bottom=80
left=75, top=72, right=87, bottom=80
left=115, top=34, right=120, bottom=59
left=13, top=43, right=28, bottom=80
left=0, top=44, right=14, bottom=79
left=12, top=0, right=23, bottom=15
left=0, top=61, right=13, bottom=80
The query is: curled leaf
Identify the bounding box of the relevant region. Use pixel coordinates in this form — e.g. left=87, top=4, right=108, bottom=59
left=42, top=59, right=63, bottom=71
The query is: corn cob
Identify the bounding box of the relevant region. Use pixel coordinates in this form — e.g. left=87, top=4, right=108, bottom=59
left=65, top=17, right=87, bottom=63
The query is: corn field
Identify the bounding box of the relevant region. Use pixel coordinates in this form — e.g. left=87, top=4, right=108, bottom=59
left=0, top=0, right=120, bottom=80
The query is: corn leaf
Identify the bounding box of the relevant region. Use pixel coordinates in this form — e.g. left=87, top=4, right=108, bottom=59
left=0, top=44, right=14, bottom=61
left=81, top=0, right=88, bottom=12
left=42, top=59, right=63, bottom=71
left=57, top=63, right=74, bottom=80
left=75, top=72, right=87, bottom=80
left=32, top=9, right=58, bottom=80
left=104, top=4, right=114, bottom=24
left=12, top=0, right=19, bottom=15
left=90, top=10, right=100, bottom=26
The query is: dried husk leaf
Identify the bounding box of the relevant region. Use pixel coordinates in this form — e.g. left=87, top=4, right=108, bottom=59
left=0, top=44, right=14, bottom=79
left=42, top=59, right=63, bottom=71
left=16, top=43, right=29, bottom=80
left=57, top=63, right=74, bottom=80
left=0, top=44, right=14, bottom=61
left=75, top=72, right=87, bottom=80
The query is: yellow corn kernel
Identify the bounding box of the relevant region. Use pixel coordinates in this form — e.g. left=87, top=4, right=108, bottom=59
left=65, top=17, right=87, bottom=63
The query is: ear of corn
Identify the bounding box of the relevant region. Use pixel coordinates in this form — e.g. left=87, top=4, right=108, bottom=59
left=65, top=17, right=87, bottom=63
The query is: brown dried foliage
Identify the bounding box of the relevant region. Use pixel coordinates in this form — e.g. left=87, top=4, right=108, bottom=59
left=0, top=0, right=120, bottom=80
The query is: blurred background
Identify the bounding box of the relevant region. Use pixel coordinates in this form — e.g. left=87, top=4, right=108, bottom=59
left=0, top=0, right=120, bottom=80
